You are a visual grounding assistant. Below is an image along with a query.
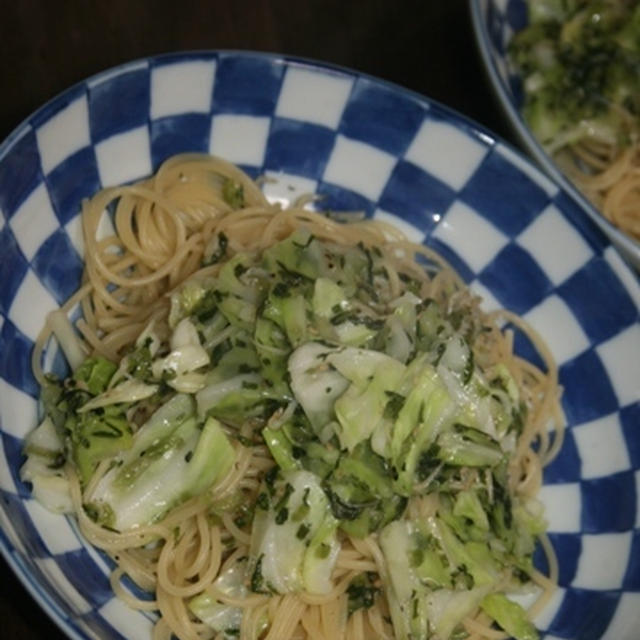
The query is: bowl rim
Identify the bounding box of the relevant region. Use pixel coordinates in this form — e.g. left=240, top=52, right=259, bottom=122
left=0, top=47, right=637, bottom=640
left=0, top=47, right=498, bottom=169
left=468, top=0, right=640, bottom=269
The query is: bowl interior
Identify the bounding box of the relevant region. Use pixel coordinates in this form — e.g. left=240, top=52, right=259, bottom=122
left=0, top=51, right=639, bottom=640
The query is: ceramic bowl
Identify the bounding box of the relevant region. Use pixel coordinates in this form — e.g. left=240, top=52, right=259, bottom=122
left=0, top=51, right=638, bottom=640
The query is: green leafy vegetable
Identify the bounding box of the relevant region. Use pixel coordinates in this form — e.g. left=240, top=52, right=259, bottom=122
left=222, top=179, right=245, bottom=209
left=481, top=593, right=539, bottom=640
left=73, top=356, right=117, bottom=395
left=346, top=573, right=379, bottom=616
left=27, top=228, right=549, bottom=640
left=88, top=409, right=234, bottom=530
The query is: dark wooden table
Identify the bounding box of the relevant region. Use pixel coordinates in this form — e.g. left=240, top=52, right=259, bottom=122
left=0, top=1, right=518, bottom=638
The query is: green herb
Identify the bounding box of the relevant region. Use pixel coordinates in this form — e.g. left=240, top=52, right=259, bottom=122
left=346, top=573, right=379, bottom=616
left=222, top=179, right=245, bottom=209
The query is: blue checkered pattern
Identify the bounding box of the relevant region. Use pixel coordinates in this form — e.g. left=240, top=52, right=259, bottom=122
left=0, top=51, right=638, bottom=640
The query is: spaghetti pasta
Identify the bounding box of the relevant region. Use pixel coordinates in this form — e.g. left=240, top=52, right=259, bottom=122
left=27, top=153, right=564, bottom=640
left=557, top=138, right=640, bottom=241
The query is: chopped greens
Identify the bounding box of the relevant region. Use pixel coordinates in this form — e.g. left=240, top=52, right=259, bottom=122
left=222, top=178, right=245, bottom=209
left=347, top=573, right=379, bottom=615
left=29, top=228, right=549, bottom=639
left=509, top=0, right=640, bottom=154
left=249, top=469, right=339, bottom=594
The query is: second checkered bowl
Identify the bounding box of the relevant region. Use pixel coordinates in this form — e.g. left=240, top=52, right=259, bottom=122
left=469, top=0, right=640, bottom=270
left=0, top=51, right=638, bottom=640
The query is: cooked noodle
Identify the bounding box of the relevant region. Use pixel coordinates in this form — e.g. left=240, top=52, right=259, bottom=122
left=33, top=153, right=564, bottom=640
left=557, top=139, right=640, bottom=241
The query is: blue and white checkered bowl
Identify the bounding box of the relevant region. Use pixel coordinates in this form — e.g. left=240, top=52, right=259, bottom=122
left=0, top=51, right=638, bottom=640
left=470, top=0, right=640, bottom=271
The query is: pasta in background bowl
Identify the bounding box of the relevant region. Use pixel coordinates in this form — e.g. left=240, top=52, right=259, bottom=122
left=470, top=0, right=640, bottom=270
left=0, top=51, right=638, bottom=640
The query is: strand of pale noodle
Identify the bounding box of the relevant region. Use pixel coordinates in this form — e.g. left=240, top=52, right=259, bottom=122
left=459, top=533, right=559, bottom=640
left=602, top=162, right=640, bottom=238
left=558, top=137, right=640, bottom=241
left=35, top=153, right=564, bottom=640
left=496, top=310, right=566, bottom=469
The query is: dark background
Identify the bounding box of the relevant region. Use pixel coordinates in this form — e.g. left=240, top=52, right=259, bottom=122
left=0, top=0, right=517, bottom=145
left=0, top=1, right=519, bottom=638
